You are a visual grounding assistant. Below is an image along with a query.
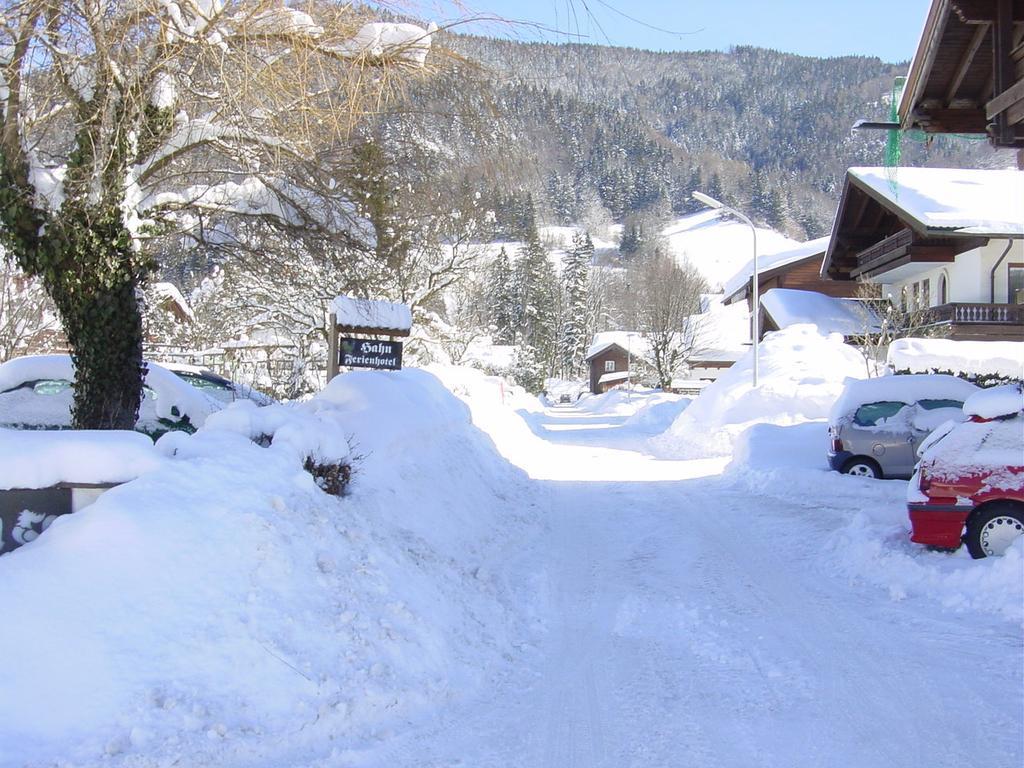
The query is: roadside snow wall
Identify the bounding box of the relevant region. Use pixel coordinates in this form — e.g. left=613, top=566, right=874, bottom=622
left=654, top=325, right=867, bottom=459
left=0, top=368, right=538, bottom=767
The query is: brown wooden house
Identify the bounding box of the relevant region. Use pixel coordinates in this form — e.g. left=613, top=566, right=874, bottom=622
left=821, top=167, right=1024, bottom=341
left=723, top=236, right=858, bottom=340
left=585, top=342, right=631, bottom=394
left=898, top=0, right=1024, bottom=161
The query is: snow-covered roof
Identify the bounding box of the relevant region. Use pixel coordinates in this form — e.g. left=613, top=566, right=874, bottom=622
left=848, top=168, right=1024, bottom=236
left=685, top=300, right=751, bottom=360
left=585, top=332, right=649, bottom=361
left=760, top=289, right=881, bottom=337
left=887, top=338, right=1024, bottom=381
left=597, top=371, right=631, bottom=385
left=722, top=236, right=830, bottom=300
left=829, top=374, right=980, bottom=424
left=332, top=296, right=412, bottom=334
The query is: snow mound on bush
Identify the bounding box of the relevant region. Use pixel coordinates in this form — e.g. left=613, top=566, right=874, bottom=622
left=0, top=368, right=538, bottom=767
left=654, top=325, right=867, bottom=458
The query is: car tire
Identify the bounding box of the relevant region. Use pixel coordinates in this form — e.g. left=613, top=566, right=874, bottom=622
left=841, top=457, right=882, bottom=479
left=964, top=503, right=1024, bottom=559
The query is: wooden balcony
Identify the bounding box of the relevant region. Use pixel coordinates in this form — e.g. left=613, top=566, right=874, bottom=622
left=928, top=302, right=1024, bottom=341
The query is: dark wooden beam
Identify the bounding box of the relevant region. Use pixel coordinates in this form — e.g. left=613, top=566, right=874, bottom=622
left=987, top=77, right=1024, bottom=117
left=914, top=106, right=990, bottom=132
left=951, top=0, right=1024, bottom=23
left=909, top=245, right=957, bottom=261
left=848, top=188, right=871, bottom=232
left=946, top=22, right=991, bottom=104
left=994, top=0, right=1016, bottom=144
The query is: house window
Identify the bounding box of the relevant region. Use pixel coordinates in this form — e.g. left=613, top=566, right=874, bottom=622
left=938, top=273, right=948, bottom=304
left=1010, top=265, right=1024, bottom=304
left=921, top=278, right=930, bottom=307
left=604, top=360, right=615, bottom=372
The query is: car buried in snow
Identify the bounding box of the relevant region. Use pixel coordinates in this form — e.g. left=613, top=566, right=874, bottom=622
left=826, top=374, right=979, bottom=480
left=907, top=383, right=1024, bottom=558
left=0, top=354, right=271, bottom=438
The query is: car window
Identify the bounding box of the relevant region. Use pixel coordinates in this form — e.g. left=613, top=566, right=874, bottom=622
left=32, top=379, right=72, bottom=395
left=176, top=372, right=232, bottom=393
left=917, top=398, right=964, bottom=411
left=853, top=401, right=908, bottom=427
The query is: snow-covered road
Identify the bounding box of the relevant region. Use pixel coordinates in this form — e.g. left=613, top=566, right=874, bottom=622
left=370, top=402, right=1022, bottom=768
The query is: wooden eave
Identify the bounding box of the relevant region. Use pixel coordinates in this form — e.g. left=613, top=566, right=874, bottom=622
left=898, top=0, right=1024, bottom=148
left=725, top=251, right=827, bottom=305
left=821, top=171, right=995, bottom=281
left=584, top=343, right=628, bottom=363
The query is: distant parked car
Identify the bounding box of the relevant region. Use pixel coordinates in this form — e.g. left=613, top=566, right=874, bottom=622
left=159, top=363, right=275, bottom=407
left=0, top=355, right=223, bottom=437
left=908, top=383, right=1024, bottom=558
left=827, top=374, right=979, bottom=479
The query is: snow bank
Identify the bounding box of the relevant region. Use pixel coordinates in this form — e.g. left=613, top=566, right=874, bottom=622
left=887, top=337, right=1024, bottom=380
left=725, top=418, right=1023, bottom=623
left=0, top=368, right=537, bottom=766
left=828, top=515, right=1024, bottom=622
left=0, top=429, right=162, bottom=490
left=654, top=325, right=867, bottom=458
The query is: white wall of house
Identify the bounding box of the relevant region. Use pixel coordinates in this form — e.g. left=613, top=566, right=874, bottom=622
left=875, top=238, right=1024, bottom=307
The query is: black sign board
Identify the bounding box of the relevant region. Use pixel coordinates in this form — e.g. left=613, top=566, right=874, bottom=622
left=339, top=337, right=403, bottom=370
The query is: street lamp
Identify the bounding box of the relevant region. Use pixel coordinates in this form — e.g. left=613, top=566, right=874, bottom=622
left=692, top=191, right=760, bottom=387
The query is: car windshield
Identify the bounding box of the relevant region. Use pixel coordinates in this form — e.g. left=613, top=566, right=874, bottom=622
left=853, top=401, right=908, bottom=427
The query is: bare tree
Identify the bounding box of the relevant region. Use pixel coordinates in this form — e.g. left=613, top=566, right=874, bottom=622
left=0, top=1, right=436, bottom=428
left=851, top=280, right=949, bottom=377
left=0, top=255, right=60, bottom=361
left=627, top=251, right=708, bottom=389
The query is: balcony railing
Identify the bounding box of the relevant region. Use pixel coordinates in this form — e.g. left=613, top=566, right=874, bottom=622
left=929, top=303, right=1024, bottom=325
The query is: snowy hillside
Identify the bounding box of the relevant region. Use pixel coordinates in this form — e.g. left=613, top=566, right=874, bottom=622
left=661, top=211, right=800, bottom=291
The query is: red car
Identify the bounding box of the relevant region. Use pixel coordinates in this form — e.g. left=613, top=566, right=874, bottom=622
left=908, top=383, right=1024, bottom=558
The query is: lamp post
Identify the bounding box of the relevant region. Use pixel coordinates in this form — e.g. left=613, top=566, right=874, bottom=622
left=692, top=191, right=760, bottom=387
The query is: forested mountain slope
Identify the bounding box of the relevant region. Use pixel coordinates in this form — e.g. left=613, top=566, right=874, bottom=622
left=429, top=35, right=1010, bottom=239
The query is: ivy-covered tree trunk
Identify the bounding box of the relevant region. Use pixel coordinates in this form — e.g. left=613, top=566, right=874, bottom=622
left=1, top=190, right=149, bottom=430
left=42, top=210, right=146, bottom=429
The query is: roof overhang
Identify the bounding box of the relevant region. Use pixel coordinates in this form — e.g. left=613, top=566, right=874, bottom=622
left=821, top=171, right=997, bottom=281
left=899, top=0, right=1024, bottom=148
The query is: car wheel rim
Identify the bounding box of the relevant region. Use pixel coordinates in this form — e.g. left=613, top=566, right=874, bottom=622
left=848, top=464, right=874, bottom=477
left=980, top=516, right=1024, bottom=557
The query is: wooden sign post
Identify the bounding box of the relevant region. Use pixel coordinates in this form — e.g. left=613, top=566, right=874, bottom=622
left=327, top=296, right=413, bottom=381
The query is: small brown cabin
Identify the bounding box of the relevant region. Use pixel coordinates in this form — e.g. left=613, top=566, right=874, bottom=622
left=585, top=343, right=630, bottom=394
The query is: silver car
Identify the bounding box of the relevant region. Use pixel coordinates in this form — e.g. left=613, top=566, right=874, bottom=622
left=827, top=375, right=980, bottom=479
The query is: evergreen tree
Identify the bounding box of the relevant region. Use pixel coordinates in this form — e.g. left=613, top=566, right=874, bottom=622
left=488, top=247, right=516, bottom=344
left=559, top=231, right=592, bottom=376
left=512, top=224, right=558, bottom=375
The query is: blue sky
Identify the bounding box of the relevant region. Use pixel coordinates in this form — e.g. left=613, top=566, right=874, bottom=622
left=420, top=1, right=933, bottom=62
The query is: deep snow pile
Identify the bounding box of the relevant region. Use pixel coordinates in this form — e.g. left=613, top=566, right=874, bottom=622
left=0, top=368, right=538, bottom=767
left=654, top=325, right=867, bottom=458
left=0, top=429, right=161, bottom=489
